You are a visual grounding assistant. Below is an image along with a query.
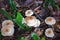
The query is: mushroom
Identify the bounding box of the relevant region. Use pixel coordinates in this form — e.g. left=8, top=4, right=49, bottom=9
left=25, top=10, right=34, bottom=16
left=23, top=16, right=40, bottom=27
left=34, top=19, right=40, bottom=27
left=45, top=28, right=54, bottom=38
left=1, top=26, right=14, bottom=36
left=2, top=20, right=14, bottom=27
left=45, top=17, right=56, bottom=25
left=34, top=28, right=43, bottom=36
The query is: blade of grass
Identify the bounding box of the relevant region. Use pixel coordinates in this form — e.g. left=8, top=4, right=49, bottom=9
left=0, top=9, right=12, bottom=20
left=9, top=0, right=16, bottom=18
left=9, top=0, right=16, bottom=10
left=31, top=33, right=40, bottom=40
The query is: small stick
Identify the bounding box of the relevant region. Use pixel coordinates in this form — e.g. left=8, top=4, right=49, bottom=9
left=34, top=6, right=41, bottom=11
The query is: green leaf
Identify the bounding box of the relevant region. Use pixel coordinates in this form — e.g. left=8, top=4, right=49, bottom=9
left=41, top=37, right=45, bottom=40
left=0, top=9, right=12, bottom=20
left=31, top=33, right=40, bottom=40
left=14, top=19, right=30, bottom=31
left=14, top=19, right=25, bottom=30
left=16, top=12, right=23, bottom=22
left=14, top=12, right=30, bottom=31
left=21, top=37, right=25, bottom=40
left=9, top=0, right=16, bottom=18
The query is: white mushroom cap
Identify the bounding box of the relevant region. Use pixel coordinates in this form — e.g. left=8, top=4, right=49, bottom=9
left=45, top=28, right=54, bottom=38
left=2, top=20, right=14, bottom=27
left=24, top=16, right=37, bottom=27
left=45, top=17, right=56, bottom=25
left=1, top=27, right=14, bottom=36
left=34, top=19, right=40, bottom=27
left=25, top=10, right=33, bottom=16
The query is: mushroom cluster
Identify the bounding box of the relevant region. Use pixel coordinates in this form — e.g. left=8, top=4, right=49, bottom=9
left=0, top=0, right=60, bottom=40
left=23, top=16, right=40, bottom=27
left=23, top=10, right=56, bottom=38
left=23, top=10, right=41, bottom=27
left=1, top=20, right=14, bottom=36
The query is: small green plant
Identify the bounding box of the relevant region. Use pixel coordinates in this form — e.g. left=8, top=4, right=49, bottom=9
left=31, top=33, right=45, bottom=40
left=31, top=33, right=40, bottom=40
